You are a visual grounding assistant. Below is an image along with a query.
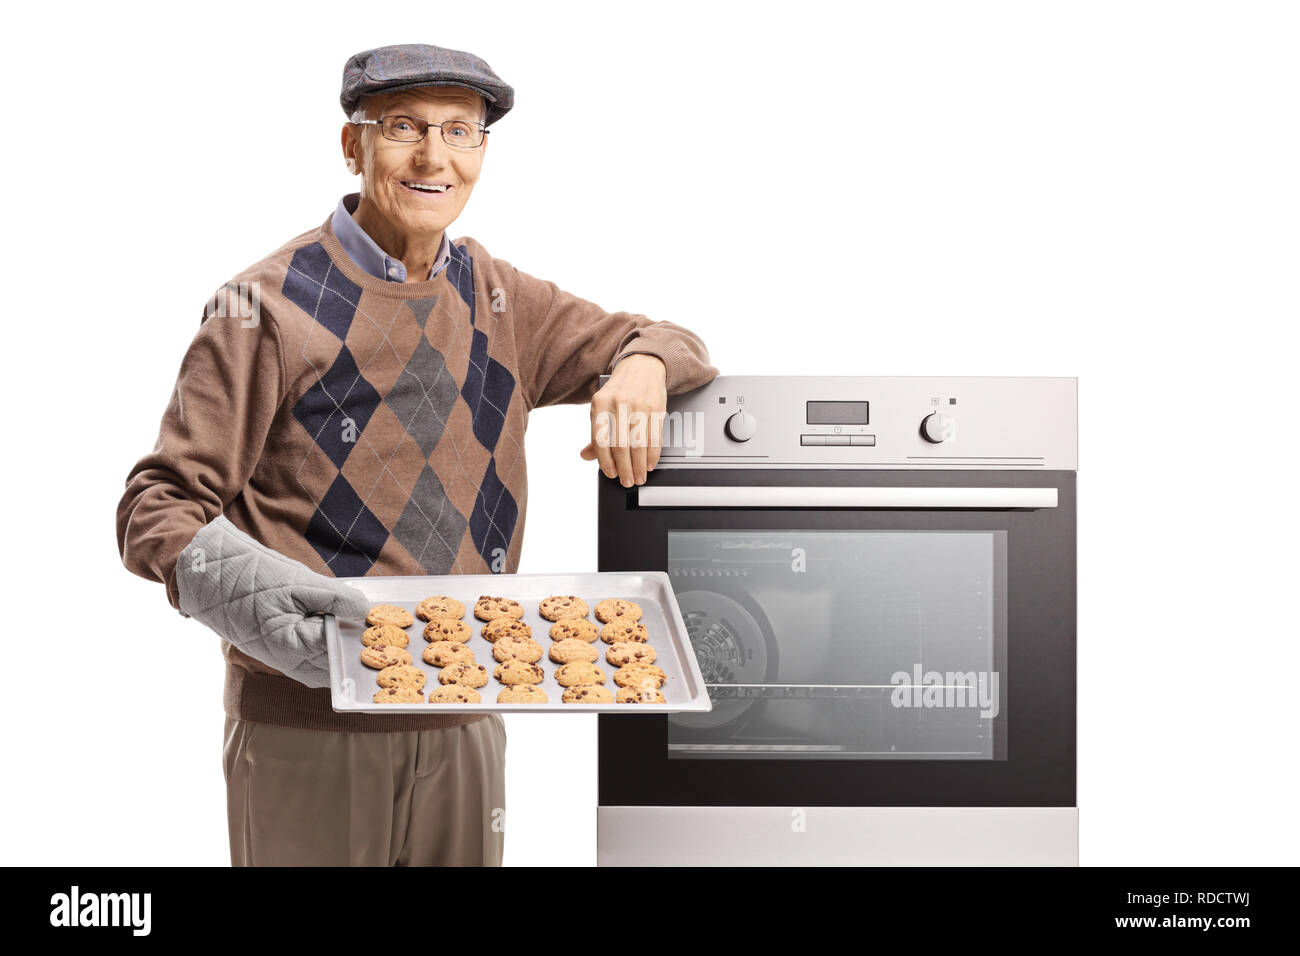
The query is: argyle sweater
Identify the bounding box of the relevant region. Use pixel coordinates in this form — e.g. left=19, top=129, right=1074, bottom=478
left=116, top=203, right=718, bottom=732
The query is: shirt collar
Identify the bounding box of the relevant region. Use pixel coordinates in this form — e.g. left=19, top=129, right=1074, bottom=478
left=331, top=193, right=451, bottom=283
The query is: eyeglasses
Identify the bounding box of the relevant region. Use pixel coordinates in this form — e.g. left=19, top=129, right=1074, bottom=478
left=352, top=115, right=489, bottom=149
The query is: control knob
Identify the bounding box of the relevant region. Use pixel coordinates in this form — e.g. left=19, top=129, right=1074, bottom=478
left=920, top=411, right=955, bottom=444
left=724, top=410, right=757, bottom=442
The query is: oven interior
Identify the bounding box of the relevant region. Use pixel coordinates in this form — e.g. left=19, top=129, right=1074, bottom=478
left=666, top=529, right=1008, bottom=761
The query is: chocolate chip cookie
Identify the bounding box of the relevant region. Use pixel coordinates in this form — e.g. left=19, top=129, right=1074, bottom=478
left=616, top=686, right=666, bottom=704
left=474, top=595, right=525, bottom=622
left=416, top=595, right=466, bottom=622
left=360, top=644, right=413, bottom=669
left=594, top=598, right=642, bottom=624
left=491, top=635, right=544, bottom=664
left=605, top=642, right=657, bottom=667
left=423, top=618, right=472, bottom=643
left=366, top=605, right=414, bottom=628
left=612, top=662, right=667, bottom=690
left=422, top=641, right=477, bottom=667
left=600, top=620, right=649, bottom=644
left=549, top=619, right=598, bottom=643
left=549, top=638, right=599, bottom=664
left=538, top=594, right=589, bottom=622
left=482, top=618, right=533, bottom=643
left=497, top=684, right=548, bottom=703
left=562, top=684, right=615, bottom=704
left=555, top=661, right=606, bottom=688
left=361, top=624, right=410, bottom=649
left=375, top=664, right=427, bottom=692
left=437, top=662, right=489, bottom=688
left=373, top=686, right=425, bottom=703
left=427, top=685, right=482, bottom=704
left=494, top=660, right=545, bottom=685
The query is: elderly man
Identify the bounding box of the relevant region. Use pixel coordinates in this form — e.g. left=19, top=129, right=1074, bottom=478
left=115, top=43, right=717, bottom=867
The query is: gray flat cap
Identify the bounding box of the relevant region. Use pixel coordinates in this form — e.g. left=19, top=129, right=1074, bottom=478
left=341, top=43, right=514, bottom=126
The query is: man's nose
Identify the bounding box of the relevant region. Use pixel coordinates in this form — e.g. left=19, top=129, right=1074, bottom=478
left=413, top=128, right=450, bottom=167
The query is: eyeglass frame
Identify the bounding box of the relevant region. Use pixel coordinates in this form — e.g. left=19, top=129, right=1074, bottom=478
left=350, top=114, right=490, bottom=149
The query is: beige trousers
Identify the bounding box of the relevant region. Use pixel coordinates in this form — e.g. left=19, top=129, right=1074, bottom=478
left=222, top=715, right=506, bottom=866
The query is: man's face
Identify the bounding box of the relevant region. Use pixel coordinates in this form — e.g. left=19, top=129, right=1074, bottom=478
left=342, top=87, right=487, bottom=237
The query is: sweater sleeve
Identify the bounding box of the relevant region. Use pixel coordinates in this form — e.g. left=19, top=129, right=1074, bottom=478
left=115, top=285, right=286, bottom=608
left=501, top=257, right=719, bottom=411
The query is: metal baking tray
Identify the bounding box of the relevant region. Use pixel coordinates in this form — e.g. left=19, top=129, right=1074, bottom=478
left=324, top=571, right=712, bottom=714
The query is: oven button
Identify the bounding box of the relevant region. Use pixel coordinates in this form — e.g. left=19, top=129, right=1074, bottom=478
left=800, top=434, right=826, bottom=446
left=724, top=410, right=757, bottom=442
left=825, top=434, right=850, bottom=445
left=850, top=435, right=875, bottom=446
left=920, top=411, right=954, bottom=443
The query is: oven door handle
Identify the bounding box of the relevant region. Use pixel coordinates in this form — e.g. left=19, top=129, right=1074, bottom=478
left=636, top=486, right=1058, bottom=509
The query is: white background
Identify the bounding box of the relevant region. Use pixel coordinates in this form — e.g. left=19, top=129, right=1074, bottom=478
left=1, top=0, right=1296, bottom=866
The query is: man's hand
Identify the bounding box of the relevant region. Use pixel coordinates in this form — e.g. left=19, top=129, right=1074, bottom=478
left=176, top=515, right=371, bottom=688
left=579, top=354, right=667, bottom=487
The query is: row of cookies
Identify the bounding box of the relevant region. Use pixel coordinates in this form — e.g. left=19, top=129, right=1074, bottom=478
left=361, top=597, right=542, bottom=703
left=500, top=594, right=615, bottom=703
left=478, top=594, right=671, bottom=703
left=360, top=595, right=667, bottom=704
left=471, top=594, right=608, bottom=703
left=541, top=596, right=669, bottom=703
left=420, top=597, right=506, bottom=704
left=577, top=597, right=668, bottom=703
left=420, top=601, right=519, bottom=702
left=475, top=595, right=548, bottom=702
left=359, top=603, right=419, bottom=702
left=360, top=602, right=481, bottom=703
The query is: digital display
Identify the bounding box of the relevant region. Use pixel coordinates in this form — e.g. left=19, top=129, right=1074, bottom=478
left=806, top=400, right=869, bottom=425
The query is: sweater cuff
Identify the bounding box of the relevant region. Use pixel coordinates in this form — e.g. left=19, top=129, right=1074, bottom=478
left=613, top=340, right=702, bottom=394
left=610, top=349, right=667, bottom=375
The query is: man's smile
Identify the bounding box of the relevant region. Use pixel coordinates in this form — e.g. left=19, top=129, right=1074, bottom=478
left=400, top=179, right=452, bottom=198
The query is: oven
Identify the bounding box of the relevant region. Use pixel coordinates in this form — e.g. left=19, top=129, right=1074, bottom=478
left=595, top=375, right=1077, bottom=865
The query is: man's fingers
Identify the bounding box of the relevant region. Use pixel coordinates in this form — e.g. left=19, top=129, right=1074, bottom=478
left=591, top=388, right=669, bottom=484
left=595, top=438, right=617, bottom=480
left=590, top=397, right=617, bottom=479
left=646, top=410, right=664, bottom=473
left=612, top=442, right=634, bottom=487
left=579, top=441, right=597, bottom=461
left=631, top=443, right=648, bottom=485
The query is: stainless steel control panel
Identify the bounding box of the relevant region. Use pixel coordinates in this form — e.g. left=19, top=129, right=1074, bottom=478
left=597, top=375, right=1077, bottom=470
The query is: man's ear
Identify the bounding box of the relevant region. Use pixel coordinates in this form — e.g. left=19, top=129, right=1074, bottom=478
left=341, top=125, right=360, bottom=175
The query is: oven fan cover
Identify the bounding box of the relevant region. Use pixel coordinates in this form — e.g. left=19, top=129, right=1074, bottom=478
left=670, top=588, right=774, bottom=730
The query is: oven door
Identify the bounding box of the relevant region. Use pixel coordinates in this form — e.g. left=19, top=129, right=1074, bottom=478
left=597, top=468, right=1075, bottom=809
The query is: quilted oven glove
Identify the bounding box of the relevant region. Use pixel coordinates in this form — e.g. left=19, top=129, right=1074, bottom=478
left=176, top=515, right=370, bottom=688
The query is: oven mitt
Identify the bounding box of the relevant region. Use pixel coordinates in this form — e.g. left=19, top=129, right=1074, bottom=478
left=175, top=514, right=370, bottom=688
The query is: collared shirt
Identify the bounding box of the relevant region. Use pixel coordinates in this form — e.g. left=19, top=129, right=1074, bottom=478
left=330, top=193, right=651, bottom=374
left=331, top=194, right=452, bottom=282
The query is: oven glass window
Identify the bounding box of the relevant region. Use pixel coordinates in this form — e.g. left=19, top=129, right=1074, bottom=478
left=667, top=530, right=1007, bottom=760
